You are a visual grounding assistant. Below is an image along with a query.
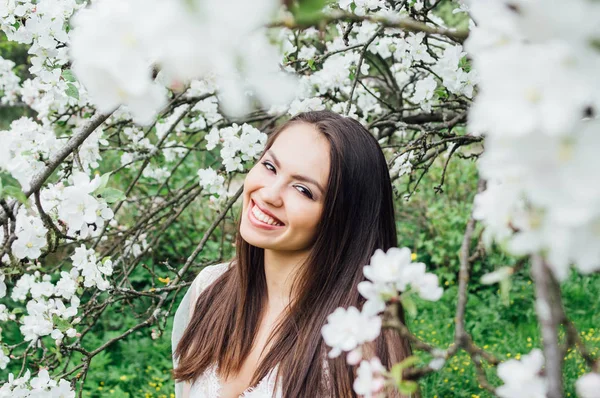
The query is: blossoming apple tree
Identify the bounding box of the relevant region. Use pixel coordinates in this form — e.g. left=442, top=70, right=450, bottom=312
left=0, top=0, right=598, bottom=396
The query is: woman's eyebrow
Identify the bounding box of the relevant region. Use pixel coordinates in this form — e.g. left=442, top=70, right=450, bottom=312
left=267, top=150, right=325, bottom=194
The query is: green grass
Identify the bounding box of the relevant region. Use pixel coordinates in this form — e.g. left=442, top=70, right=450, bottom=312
left=411, top=270, right=600, bottom=397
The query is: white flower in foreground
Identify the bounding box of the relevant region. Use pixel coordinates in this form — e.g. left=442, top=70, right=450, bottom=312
left=57, top=171, right=113, bottom=238
left=20, top=299, right=54, bottom=342
left=358, top=248, right=443, bottom=314
left=51, top=329, right=64, bottom=341
left=30, top=369, right=56, bottom=390
left=66, top=328, right=78, bottom=338
left=0, top=367, right=75, bottom=396
left=321, top=306, right=381, bottom=359
left=576, top=372, right=600, bottom=398
left=400, top=263, right=443, bottom=301
left=353, top=357, right=386, bottom=398
left=363, top=248, right=413, bottom=285
left=496, top=349, right=547, bottom=398
left=69, top=0, right=167, bottom=125
left=11, top=212, right=48, bottom=260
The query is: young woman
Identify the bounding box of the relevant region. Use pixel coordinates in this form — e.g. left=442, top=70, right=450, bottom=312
left=172, top=111, right=413, bottom=397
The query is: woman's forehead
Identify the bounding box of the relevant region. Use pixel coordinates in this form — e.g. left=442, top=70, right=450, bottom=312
left=268, top=124, right=330, bottom=189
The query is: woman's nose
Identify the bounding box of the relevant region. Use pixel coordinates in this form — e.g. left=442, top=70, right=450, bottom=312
left=260, top=181, right=284, bottom=208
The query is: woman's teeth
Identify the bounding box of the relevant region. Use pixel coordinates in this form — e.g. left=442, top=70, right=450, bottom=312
left=252, top=204, right=283, bottom=226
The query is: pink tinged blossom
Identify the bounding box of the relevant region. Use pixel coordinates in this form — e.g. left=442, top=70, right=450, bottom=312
left=353, top=357, right=386, bottom=398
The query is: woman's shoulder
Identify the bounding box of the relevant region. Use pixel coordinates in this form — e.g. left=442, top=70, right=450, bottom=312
left=192, top=262, right=231, bottom=296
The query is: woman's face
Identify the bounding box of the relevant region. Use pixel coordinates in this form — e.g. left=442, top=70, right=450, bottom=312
left=240, top=123, right=330, bottom=253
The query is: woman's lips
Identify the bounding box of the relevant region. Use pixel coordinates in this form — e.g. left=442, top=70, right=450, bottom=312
left=248, top=200, right=285, bottom=230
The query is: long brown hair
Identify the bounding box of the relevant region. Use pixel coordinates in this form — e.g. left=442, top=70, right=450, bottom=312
left=173, top=111, right=412, bottom=397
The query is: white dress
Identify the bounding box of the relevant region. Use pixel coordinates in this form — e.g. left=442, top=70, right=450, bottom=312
left=171, top=263, right=283, bottom=398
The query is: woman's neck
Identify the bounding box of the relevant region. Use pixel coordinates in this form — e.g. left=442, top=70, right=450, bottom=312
left=263, top=249, right=308, bottom=311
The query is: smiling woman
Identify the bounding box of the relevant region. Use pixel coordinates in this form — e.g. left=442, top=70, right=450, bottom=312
left=240, top=123, right=330, bottom=254
left=172, top=111, right=413, bottom=398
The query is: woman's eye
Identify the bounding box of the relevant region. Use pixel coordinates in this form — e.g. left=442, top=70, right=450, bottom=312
left=262, top=161, right=275, bottom=173
left=295, top=186, right=314, bottom=200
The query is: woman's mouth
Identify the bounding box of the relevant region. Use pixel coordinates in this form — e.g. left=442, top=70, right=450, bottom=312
left=248, top=200, right=285, bottom=229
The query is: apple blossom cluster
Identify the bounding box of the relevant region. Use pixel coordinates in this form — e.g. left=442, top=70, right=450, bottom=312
left=0, top=0, right=90, bottom=122
left=0, top=369, right=74, bottom=397
left=321, top=247, right=442, bottom=396
left=49, top=171, right=115, bottom=239
left=197, top=168, right=226, bottom=200
left=196, top=122, right=267, bottom=202
left=0, top=117, right=61, bottom=191
left=358, top=247, right=443, bottom=315
left=389, top=151, right=415, bottom=179
left=188, top=95, right=222, bottom=131
left=466, top=0, right=600, bottom=281
left=0, top=268, right=81, bottom=373
left=68, top=0, right=297, bottom=124
left=208, top=123, right=268, bottom=173
left=70, top=244, right=113, bottom=291
left=0, top=56, right=21, bottom=105
left=123, top=233, right=150, bottom=259
left=20, top=295, right=79, bottom=343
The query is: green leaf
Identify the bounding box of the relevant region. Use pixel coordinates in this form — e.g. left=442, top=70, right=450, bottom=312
left=66, top=83, right=79, bottom=100
left=52, top=314, right=72, bottom=331
left=390, top=356, right=420, bottom=386
left=2, top=186, right=27, bottom=203
left=307, top=58, right=316, bottom=70
left=94, top=172, right=112, bottom=195
left=101, top=187, right=126, bottom=203
left=0, top=172, right=27, bottom=203
left=500, top=276, right=512, bottom=306
left=291, top=0, right=332, bottom=24
left=62, top=69, right=77, bottom=82
left=398, top=380, right=419, bottom=394
left=396, top=355, right=420, bottom=370
left=400, top=294, right=417, bottom=317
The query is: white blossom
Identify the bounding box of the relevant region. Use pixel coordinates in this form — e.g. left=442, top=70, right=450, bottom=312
left=576, top=372, right=600, bottom=398
left=411, top=75, right=436, bottom=112
left=357, top=247, right=443, bottom=314
left=496, top=349, right=547, bottom=398
left=321, top=306, right=381, bottom=359
left=288, top=97, right=325, bottom=116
